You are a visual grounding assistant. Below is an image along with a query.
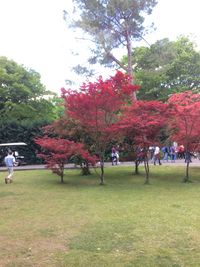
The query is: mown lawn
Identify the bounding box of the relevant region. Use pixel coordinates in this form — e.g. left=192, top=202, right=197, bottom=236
left=0, top=165, right=200, bottom=267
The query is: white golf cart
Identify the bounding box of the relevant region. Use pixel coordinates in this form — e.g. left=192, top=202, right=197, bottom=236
left=0, top=142, right=27, bottom=166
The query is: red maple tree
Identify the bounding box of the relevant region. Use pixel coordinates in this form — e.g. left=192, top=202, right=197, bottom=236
left=115, top=100, right=168, bottom=184
left=35, top=136, right=97, bottom=183
left=61, top=71, right=140, bottom=184
left=167, top=91, right=200, bottom=182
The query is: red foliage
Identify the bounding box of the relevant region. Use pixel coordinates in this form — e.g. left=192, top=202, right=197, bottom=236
left=35, top=136, right=97, bottom=182
left=116, top=100, right=168, bottom=147
left=60, top=71, right=140, bottom=184
left=168, top=91, right=200, bottom=152
left=61, top=71, right=140, bottom=152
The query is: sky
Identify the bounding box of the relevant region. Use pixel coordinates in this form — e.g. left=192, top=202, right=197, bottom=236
left=0, top=0, right=200, bottom=95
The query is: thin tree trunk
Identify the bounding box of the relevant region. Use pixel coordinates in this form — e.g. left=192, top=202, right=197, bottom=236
left=183, top=161, right=190, bottom=183
left=81, top=162, right=91, bottom=175
left=186, top=161, right=189, bottom=181
left=60, top=166, right=64, bottom=183
left=100, top=158, right=105, bottom=185
left=134, top=160, right=140, bottom=175
left=127, top=38, right=132, bottom=78
left=183, top=151, right=191, bottom=183
left=144, top=158, right=150, bottom=184
left=126, top=25, right=137, bottom=100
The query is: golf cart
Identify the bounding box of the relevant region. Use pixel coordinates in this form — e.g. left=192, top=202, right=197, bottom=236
left=0, top=142, right=27, bottom=166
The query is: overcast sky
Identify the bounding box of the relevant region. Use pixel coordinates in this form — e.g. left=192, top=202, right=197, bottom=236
left=0, top=0, right=200, bottom=94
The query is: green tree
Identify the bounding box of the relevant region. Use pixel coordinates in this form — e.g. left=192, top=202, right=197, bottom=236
left=64, top=0, right=157, bottom=99
left=0, top=56, right=58, bottom=122
left=49, top=94, right=65, bottom=119
left=122, top=36, right=200, bottom=100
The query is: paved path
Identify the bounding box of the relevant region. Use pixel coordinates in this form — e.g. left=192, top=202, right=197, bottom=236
left=0, top=159, right=200, bottom=171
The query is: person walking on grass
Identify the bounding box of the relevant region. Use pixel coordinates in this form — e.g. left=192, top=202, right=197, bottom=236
left=4, top=151, right=16, bottom=184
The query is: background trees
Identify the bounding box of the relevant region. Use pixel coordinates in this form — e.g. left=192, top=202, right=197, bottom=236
left=64, top=0, right=157, bottom=99
left=0, top=56, right=58, bottom=123
left=0, top=57, right=63, bottom=163
left=122, top=36, right=200, bottom=100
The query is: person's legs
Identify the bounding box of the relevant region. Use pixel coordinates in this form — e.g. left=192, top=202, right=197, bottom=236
left=111, top=156, right=115, bottom=165
left=5, top=169, right=9, bottom=184
left=154, top=154, right=157, bottom=165
left=163, top=152, right=166, bottom=161
left=7, top=167, right=14, bottom=183
left=114, top=156, right=117, bottom=165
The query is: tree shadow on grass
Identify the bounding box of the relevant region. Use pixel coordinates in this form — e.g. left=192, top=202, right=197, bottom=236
left=20, top=166, right=200, bottom=189
left=31, top=166, right=153, bottom=190
left=154, top=166, right=200, bottom=181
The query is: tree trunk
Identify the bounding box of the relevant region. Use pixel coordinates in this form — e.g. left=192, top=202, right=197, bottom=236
left=183, top=151, right=191, bottom=183
left=134, top=160, right=140, bottom=175
left=126, top=26, right=137, bottom=100
left=81, top=162, right=91, bottom=175
left=60, top=164, right=64, bottom=183
left=99, top=159, right=105, bottom=185
left=81, top=166, right=91, bottom=175
left=60, top=172, right=64, bottom=183
left=184, top=161, right=190, bottom=182
left=144, top=159, right=150, bottom=184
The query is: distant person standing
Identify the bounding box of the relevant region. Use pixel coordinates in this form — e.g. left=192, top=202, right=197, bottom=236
left=153, top=146, right=162, bottom=165
left=115, top=150, right=120, bottom=164
left=161, top=146, right=169, bottom=162
left=4, top=151, right=16, bottom=184
left=111, top=146, right=118, bottom=165
left=178, top=144, right=185, bottom=159
left=170, top=145, right=176, bottom=162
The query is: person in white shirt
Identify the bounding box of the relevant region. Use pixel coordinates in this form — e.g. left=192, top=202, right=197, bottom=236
left=153, top=146, right=162, bottom=165
left=4, top=151, right=16, bottom=183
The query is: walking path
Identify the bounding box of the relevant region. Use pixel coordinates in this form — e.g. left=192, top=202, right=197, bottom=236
left=0, top=159, right=200, bottom=171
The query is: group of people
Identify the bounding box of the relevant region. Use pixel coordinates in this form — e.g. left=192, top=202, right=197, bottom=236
left=134, top=143, right=188, bottom=166
left=151, top=143, right=186, bottom=165
left=161, top=144, right=185, bottom=162
left=110, top=143, right=188, bottom=166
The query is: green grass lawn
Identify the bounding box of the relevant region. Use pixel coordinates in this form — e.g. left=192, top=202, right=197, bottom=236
left=0, top=165, right=200, bottom=267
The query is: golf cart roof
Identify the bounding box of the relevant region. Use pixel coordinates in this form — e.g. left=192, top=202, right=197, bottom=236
left=0, top=142, right=27, bottom=147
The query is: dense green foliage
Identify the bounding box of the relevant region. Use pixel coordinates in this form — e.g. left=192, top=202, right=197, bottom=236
left=0, top=56, right=59, bottom=122
left=122, top=36, right=200, bottom=100
left=0, top=57, right=64, bottom=162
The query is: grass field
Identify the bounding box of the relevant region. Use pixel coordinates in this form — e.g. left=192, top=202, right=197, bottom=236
left=0, top=165, right=200, bottom=267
